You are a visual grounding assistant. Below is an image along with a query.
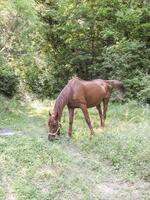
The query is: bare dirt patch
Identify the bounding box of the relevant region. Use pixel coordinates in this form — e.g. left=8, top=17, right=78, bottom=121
left=0, top=128, right=15, bottom=136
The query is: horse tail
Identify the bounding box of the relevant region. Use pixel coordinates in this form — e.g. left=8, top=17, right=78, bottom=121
left=105, top=80, right=125, bottom=99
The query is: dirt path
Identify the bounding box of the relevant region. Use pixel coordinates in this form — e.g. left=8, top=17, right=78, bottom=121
left=61, top=139, right=150, bottom=200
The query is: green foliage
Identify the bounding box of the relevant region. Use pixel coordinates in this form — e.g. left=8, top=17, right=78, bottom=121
left=25, top=65, right=57, bottom=98
left=101, top=40, right=150, bottom=78
left=36, top=0, right=150, bottom=102
left=137, top=75, right=150, bottom=104
left=0, top=0, right=150, bottom=102
left=99, top=40, right=150, bottom=102
left=0, top=66, right=19, bottom=97
left=0, top=0, right=44, bottom=97
left=125, top=75, right=150, bottom=103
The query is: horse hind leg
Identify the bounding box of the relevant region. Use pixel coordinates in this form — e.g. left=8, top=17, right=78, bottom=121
left=103, top=98, right=109, bottom=127
left=96, top=104, right=104, bottom=127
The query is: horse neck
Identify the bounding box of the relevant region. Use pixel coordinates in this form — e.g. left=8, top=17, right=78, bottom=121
left=53, top=85, right=70, bottom=121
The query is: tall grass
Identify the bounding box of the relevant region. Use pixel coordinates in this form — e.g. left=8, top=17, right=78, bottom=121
left=72, top=102, right=150, bottom=180
left=0, top=96, right=150, bottom=199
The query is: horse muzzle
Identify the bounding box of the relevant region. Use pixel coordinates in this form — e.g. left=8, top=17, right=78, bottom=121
left=48, top=133, right=56, bottom=141
left=48, top=126, right=61, bottom=141
left=48, top=132, right=59, bottom=141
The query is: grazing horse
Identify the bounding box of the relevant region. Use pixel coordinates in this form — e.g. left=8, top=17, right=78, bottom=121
left=48, top=78, right=125, bottom=140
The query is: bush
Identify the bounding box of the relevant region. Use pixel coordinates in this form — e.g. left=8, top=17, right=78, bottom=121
left=99, top=40, right=150, bottom=103
left=25, top=65, right=57, bottom=98
left=0, top=66, right=19, bottom=97
left=125, top=75, right=150, bottom=104
left=137, top=75, right=150, bottom=104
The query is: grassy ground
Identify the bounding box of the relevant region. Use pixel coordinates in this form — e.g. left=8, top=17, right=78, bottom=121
left=0, top=95, right=150, bottom=200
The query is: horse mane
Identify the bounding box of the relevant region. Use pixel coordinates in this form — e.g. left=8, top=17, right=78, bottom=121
left=54, top=83, right=71, bottom=118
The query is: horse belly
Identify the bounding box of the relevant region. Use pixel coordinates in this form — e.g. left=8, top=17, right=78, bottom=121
left=68, top=100, right=81, bottom=108
left=85, top=89, right=105, bottom=108
left=86, top=97, right=102, bottom=108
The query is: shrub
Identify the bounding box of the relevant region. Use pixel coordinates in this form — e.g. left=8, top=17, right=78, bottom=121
left=25, top=65, right=57, bottom=98
left=137, top=74, right=150, bottom=104
left=99, top=40, right=150, bottom=103
left=0, top=66, right=19, bottom=97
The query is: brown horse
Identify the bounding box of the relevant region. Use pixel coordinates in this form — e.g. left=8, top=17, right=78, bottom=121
left=48, top=78, right=125, bottom=140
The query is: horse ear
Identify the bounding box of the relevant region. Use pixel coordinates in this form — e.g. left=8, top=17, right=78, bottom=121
left=49, top=111, right=51, bottom=116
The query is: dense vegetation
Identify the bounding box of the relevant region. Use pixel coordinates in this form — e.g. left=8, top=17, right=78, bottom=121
left=0, top=0, right=150, bottom=102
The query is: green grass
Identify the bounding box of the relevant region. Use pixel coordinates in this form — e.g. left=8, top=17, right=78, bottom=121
left=0, top=95, right=150, bottom=200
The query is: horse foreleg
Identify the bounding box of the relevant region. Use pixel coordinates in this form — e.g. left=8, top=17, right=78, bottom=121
left=96, top=104, right=104, bottom=127
left=103, top=98, right=109, bottom=126
left=80, top=104, right=94, bottom=135
left=68, top=107, right=74, bottom=137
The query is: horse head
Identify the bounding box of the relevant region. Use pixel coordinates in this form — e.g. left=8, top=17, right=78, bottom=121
left=48, top=112, right=61, bottom=141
